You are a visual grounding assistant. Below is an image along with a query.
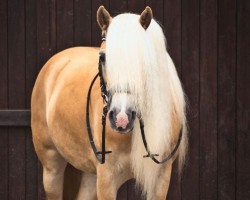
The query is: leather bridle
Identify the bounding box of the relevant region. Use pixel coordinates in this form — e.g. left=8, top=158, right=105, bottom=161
left=86, top=39, right=183, bottom=164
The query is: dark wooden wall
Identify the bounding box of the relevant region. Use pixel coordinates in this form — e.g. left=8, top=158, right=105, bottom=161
left=0, top=0, right=249, bottom=199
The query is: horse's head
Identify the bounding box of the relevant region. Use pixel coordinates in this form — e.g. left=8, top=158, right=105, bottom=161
left=97, top=6, right=153, bottom=134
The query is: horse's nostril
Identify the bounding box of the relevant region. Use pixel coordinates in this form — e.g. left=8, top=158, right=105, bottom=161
left=109, top=110, right=113, bottom=116
left=125, top=110, right=136, bottom=123
left=132, top=111, right=136, bottom=118
left=109, top=110, right=114, bottom=119
left=109, top=110, right=116, bottom=123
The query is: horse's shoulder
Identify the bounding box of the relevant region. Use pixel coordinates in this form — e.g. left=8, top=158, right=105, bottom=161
left=33, top=46, right=100, bottom=119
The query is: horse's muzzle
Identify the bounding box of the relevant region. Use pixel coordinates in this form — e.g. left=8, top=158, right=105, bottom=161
left=109, top=108, right=136, bottom=134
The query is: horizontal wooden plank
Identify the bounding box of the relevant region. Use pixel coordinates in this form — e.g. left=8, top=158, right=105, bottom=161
left=0, top=110, right=30, bottom=126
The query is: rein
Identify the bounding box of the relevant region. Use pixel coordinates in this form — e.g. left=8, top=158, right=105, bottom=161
left=86, top=56, right=111, bottom=164
left=86, top=50, right=183, bottom=164
left=138, top=116, right=183, bottom=164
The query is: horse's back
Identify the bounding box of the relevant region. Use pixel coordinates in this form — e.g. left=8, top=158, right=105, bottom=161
left=31, top=47, right=100, bottom=171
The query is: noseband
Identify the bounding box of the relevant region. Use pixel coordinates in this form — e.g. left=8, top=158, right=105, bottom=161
left=86, top=40, right=183, bottom=164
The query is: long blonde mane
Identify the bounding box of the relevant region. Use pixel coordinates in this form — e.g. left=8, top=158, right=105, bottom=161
left=106, top=13, right=187, bottom=198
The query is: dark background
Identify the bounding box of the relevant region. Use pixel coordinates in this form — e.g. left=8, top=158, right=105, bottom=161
left=0, top=0, right=249, bottom=199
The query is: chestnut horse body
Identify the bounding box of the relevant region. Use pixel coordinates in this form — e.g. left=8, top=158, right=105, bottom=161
left=31, top=6, right=187, bottom=200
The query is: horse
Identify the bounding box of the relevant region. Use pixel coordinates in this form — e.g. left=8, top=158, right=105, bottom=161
left=31, top=6, right=187, bottom=200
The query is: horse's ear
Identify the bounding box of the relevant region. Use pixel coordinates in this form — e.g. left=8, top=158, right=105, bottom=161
left=139, top=6, right=153, bottom=30
left=97, top=6, right=112, bottom=31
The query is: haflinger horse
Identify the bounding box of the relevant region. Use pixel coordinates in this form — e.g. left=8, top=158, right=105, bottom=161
left=31, top=5, right=187, bottom=200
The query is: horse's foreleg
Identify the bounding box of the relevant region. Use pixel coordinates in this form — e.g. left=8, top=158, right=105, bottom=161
left=42, top=148, right=67, bottom=200
left=96, top=170, right=117, bottom=200
left=76, top=173, right=97, bottom=200
left=96, top=165, right=130, bottom=200
left=150, top=163, right=172, bottom=200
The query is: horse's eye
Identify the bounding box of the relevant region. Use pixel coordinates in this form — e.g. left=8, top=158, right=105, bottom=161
left=99, top=52, right=106, bottom=63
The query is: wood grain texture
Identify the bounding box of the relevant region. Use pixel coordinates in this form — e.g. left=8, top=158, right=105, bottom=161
left=127, top=0, right=145, bottom=13
left=180, top=0, right=200, bottom=200
left=37, top=0, right=56, bottom=69
left=109, top=0, right=128, bottom=15
left=25, top=1, right=38, bottom=199
left=127, top=179, right=142, bottom=200
left=0, top=110, right=30, bottom=126
left=163, top=0, right=181, bottom=75
left=218, top=0, right=237, bottom=199
left=0, top=0, right=8, bottom=198
left=57, top=0, right=74, bottom=51
left=74, top=0, right=92, bottom=46
left=164, top=1, right=182, bottom=199
left=7, top=0, right=26, bottom=199
left=199, top=0, right=218, bottom=199
left=236, top=0, right=250, bottom=199
left=26, top=129, right=38, bottom=200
